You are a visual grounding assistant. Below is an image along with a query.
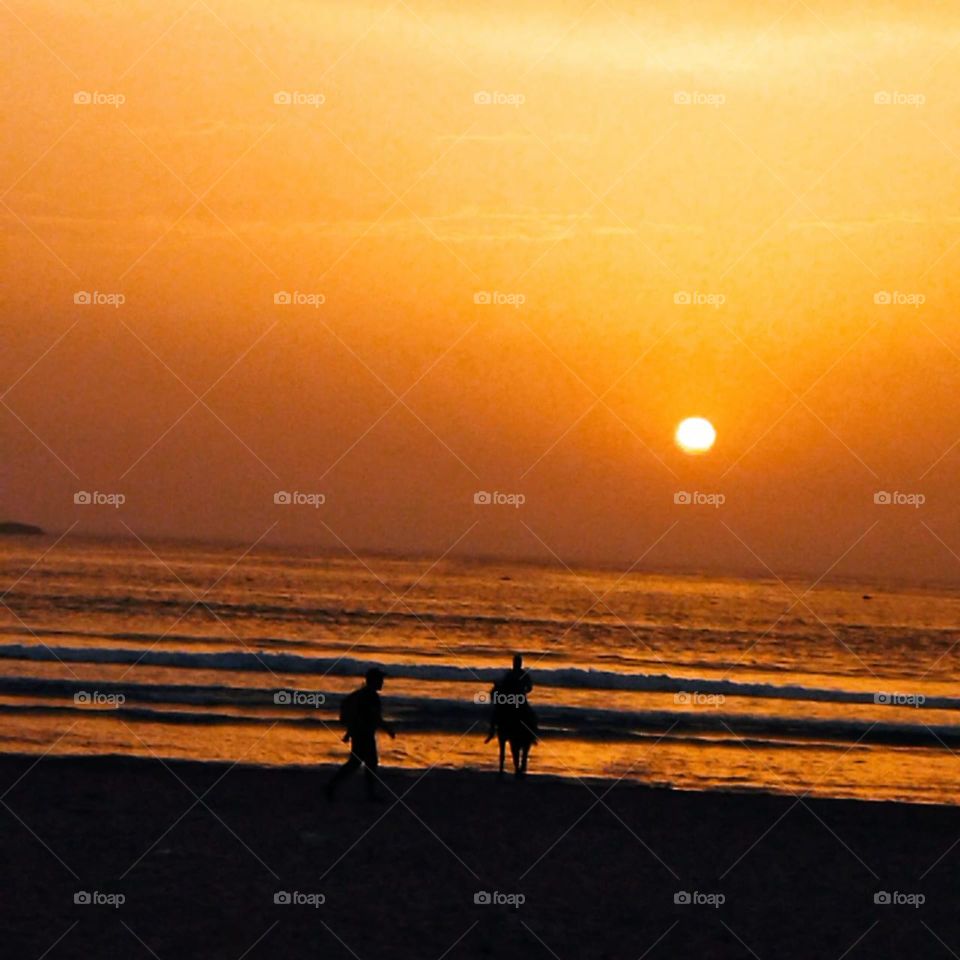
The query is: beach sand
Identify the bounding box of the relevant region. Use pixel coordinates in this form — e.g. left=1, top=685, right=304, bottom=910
left=2, top=754, right=958, bottom=959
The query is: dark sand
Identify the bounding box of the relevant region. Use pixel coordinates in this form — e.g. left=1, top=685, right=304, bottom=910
left=2, top=754, right=958, bottom=959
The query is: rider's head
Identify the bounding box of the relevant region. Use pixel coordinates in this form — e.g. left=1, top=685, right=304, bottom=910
left=365, top=667, right=386, bottom=691
left=512, top=653, right=523, bottom=671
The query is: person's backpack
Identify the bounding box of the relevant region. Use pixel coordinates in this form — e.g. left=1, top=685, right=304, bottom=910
left=339, top=689, right=361, bottom=730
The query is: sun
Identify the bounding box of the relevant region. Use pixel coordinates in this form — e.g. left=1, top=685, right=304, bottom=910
left=675, top=417, right=716, bottom=455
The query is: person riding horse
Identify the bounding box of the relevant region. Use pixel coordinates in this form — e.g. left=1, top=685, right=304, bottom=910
left=485, top=654, right=538, bottom=777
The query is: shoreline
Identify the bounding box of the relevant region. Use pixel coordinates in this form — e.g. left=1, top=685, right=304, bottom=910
left=2, top=753, right=959, bottom=958
left=2, top=747, right=957, bottom=807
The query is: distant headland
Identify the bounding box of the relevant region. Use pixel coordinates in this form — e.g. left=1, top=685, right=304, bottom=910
left=0, top=522, right=44, bottom=536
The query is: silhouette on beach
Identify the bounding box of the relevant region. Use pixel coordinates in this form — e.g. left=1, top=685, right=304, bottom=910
left=325, top=667, right=395, bottom=801
left=326, top=657, right=538, bottom=793
left=485, top=654, right=538, bottom=778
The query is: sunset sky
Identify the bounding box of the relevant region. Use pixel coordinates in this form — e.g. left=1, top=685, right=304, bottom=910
left=4, top=0, right=960, bottom=582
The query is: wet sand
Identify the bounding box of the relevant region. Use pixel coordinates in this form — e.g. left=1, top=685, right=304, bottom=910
left=1, top=754, right=958, bottom=959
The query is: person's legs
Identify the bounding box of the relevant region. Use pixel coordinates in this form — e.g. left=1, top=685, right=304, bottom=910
left=363, top=760, right=381, bottom=799
left=351, top=736, right=382, bottom=800
left=325, top=752, right=360, bottom=799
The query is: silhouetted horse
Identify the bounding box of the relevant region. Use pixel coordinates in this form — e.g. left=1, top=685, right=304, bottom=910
left=490, top=703, right=538, bottom=778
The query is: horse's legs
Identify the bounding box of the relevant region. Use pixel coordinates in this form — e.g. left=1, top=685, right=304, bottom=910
left=498, top=735, right=506, bottom=777
left=511, top=740, right=521, bottom=778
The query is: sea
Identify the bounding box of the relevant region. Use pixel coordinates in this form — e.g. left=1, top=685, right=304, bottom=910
left=1, top=535, right=959, bottom=805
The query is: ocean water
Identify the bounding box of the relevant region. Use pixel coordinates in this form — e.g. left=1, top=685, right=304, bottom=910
left=1, top=536, right=959, bottom=804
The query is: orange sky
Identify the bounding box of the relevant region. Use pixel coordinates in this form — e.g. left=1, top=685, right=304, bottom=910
left=3, top=0, right=960, bottom=583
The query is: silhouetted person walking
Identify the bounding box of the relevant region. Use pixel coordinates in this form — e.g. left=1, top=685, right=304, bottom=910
left=326, top=667, right=395, bottom=801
